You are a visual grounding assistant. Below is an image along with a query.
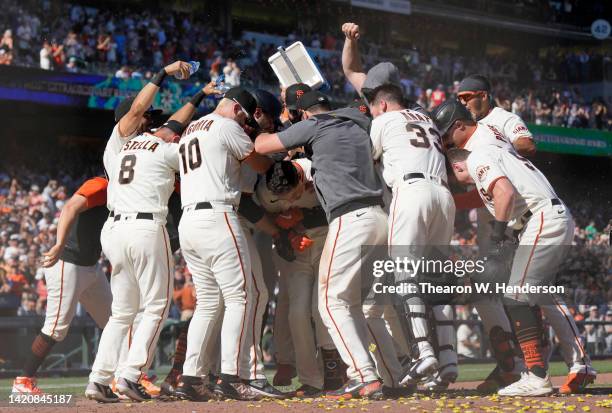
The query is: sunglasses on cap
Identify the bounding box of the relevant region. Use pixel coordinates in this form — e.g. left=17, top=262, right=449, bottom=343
left=457, top=91, right=485, bottom=104
left=232, top=98, right=251, bottom=119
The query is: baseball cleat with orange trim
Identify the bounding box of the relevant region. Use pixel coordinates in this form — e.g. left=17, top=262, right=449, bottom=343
left=140, top=374, right=161, bottom=397
left=325, top=379, right=382, bottom=400
left=559, top=371, right=596, bottom=394
left=12, top=377, right=43, bottom=395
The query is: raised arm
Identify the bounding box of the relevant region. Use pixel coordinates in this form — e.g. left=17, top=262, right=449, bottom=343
left=168, top=81, right=222, bottom=125
left=341, top=22, right=367, bottom=93
left=118, top=60, right=192, bottom=137
left=42, top=193, right=88, bottom=268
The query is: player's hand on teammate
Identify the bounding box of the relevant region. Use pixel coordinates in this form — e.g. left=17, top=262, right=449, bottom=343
left=288, top=231, right=313, bottom=252
left=274, top=230, right=296, bottom=262
left=42, top=244, right=64, bottom=268
left=164, top=61, right=192, bottom=79
left=342, top=22, right=360, bottom=41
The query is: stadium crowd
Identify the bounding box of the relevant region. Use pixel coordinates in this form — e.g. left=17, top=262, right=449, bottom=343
left=0, top=0, right=610, bottom=130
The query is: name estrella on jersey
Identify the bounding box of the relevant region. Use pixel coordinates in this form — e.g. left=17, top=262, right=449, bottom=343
left=121, top=139, right=160, bottom=152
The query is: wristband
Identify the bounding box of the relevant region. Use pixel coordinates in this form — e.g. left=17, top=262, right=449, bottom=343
left=190, top=90, right=206, bottom=107
left=150, top=68, right=167, bottom=87
left=491, top=220, right=508, bottom=241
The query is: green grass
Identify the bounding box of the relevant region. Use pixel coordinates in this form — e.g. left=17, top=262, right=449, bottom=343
left=1, top=361, right=610, bottom=399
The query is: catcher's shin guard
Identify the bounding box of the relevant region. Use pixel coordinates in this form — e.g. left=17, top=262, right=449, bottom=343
left=431, top=305, right=458, bottom=382
left=392, top=291, right=435, bottom=361
left=321, top=348, right=347, bottom=391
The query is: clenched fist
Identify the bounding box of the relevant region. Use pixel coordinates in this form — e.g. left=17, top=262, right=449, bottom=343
left=342, top=22, right=361, bottom=41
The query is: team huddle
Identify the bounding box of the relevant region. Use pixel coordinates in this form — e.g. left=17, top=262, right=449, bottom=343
left=11, top=23, right=597, bottom=402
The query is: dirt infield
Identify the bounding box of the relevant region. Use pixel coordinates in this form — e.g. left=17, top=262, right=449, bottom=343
left=2, top=374, right=611, bottom=413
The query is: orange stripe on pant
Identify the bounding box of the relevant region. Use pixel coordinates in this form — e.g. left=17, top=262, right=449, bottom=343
left=50, top=261, right=65, bottom=337
left=366, top=324, right=395, bottom=387
left=515, top=211, right=544, bottom=300
left=323, top=217, right=366, bottom=383
left=551, top=295, right=588, bottom=361
left=138, top=227, right=172, bottom=381
left=224, top=212, right=249, bottom=377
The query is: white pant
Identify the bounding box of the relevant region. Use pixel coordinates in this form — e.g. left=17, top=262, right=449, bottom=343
left=241, top=220, right=269, bottom=380
left=318, top=205, right=398, bottom=385
left=273, top=273, right=295, bottom=365
left=274, top=226, right=332, bottom=389
left=507, top=203, right=574, bottom=303
left=180, top=210, right=254, bottom=379
left=42, top=261, right=111, bottom=341
left=90, top=218, right=173, bottom=384
left=388, top=179, right=456, bottom=371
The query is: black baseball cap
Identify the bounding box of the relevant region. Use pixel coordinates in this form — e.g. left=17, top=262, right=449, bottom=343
left=224, top=87, right=257, bottom=118
left=297, top=91, right=330, bottom=111
left=252, top=89, right=282, bottom=119
left=285, top=83, right=312, bottom=110
left=348, top=98, right=371, bottom=116
left=430, top=99, right=474, bottom=135
left=114, top=96, right=162, bottom=122
left=458, top=74, right=491, bottom=94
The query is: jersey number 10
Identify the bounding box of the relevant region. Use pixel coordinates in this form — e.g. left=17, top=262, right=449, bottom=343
left=179, top=138, right=202, bottom=174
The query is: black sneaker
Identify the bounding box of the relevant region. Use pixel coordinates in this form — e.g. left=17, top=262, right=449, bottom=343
left=213, top=375, right=244, bottom=400
left=293, top=384, right=323, bottom=398
left=116, top=377, right=151, bottom=402
left=85, top=382, right=119, bottom=403
left=242, top=379, right=286, bottom=400
left=369, top=385, right=416, bottom=400
left=325, top=379, right=382, bottom=400
left=174, top=378, right=213, bottom=401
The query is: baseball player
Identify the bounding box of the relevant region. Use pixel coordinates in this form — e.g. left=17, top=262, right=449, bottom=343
left=234, top=89, right=285, bottom=398
left=434, top=101, right=576, bottom=392
left=255, top=91, right=407, bottom=399
left=367, top=85, right=458, bottom=388
left=87, top=84, right=204, bottom=402
left=173, top=88, right=275, bottom=401
left=457, top=75, right=596, bottom=393
left=257, top=159, right=341, bottom=396
left=446, top=144, right=574, bottom=396
left=432, top=100, right=525, bottom=392
left=12, top=177, right=112, bottom=395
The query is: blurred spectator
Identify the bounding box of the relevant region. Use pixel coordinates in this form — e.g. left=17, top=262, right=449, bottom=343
left=456, top=305, right=481, bottom=359
left=173, top=271, right=196, bottom=321
left=17, top=292, right=38, bottom=316
left=0, top=29, right=13, bottom=65
left=39, top=40, right=51, bottom=70
left=585, top=306, right=605, bottom=355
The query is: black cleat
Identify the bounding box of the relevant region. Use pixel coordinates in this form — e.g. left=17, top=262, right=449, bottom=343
left=293, top=384, right=323, bottom=398
left=242, top=379, right=286, bottom=400
left=85, top=382, right=119, bottom=403
left=213, top=375, right=246, bottom=400
left=116, top=377, right=151, bottom=402
left=174, top=378, right=213, bottom=401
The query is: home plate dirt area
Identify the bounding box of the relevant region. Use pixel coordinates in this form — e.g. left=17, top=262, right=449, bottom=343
left=2, top=374, right=611, bottom=413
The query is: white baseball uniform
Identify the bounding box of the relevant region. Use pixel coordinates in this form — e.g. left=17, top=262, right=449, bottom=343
left=371, top=109, right=457, bottom=379
left=42, top=178, right=112, bottom=342
left=90, top=132, right=177, bottom=385
left=179, top=113, right=256, bottom=379
left=237, top=162, right=269, bottom=380
left=471, top=115, right=590, bottom=374
left=257, top=158, right=333, bottom=389
left=467, top=145, right=574, bottom=297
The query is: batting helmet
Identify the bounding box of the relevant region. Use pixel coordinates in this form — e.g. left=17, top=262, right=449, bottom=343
left=430, top=99, right=474, bottom=136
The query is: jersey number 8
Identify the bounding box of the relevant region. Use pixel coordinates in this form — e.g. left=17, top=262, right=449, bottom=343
left=179, top=138, right=202, bottom=174
left=119, top=154, right=136, bottom=184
